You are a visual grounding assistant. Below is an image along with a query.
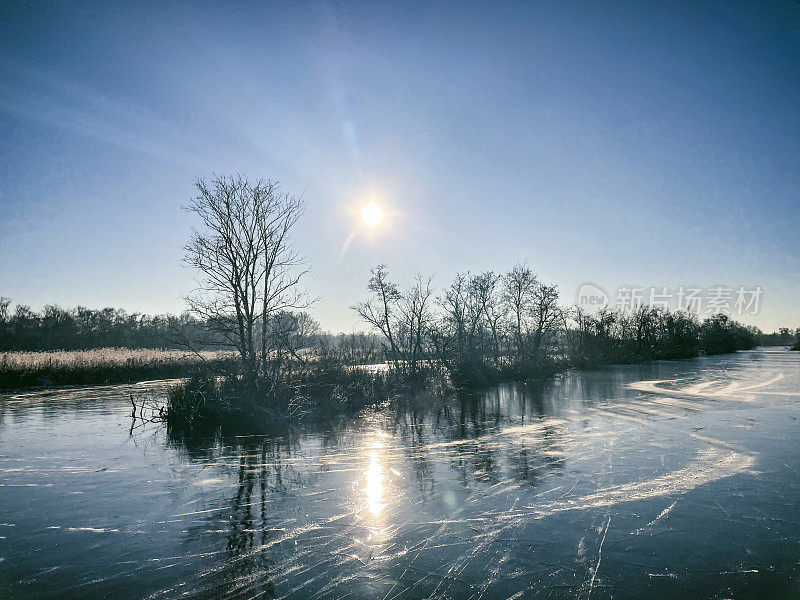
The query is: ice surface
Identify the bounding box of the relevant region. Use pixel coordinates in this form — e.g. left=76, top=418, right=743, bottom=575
left=0, top=348, right=798, bottom=599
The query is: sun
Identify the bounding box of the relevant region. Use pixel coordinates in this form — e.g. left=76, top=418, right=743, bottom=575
left=361, top=203, right=383, bottom=227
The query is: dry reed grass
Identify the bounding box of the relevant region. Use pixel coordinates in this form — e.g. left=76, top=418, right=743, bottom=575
left=0, top=348, right=237, bottom=389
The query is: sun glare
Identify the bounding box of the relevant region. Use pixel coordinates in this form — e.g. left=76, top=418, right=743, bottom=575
left=361, top=203, right=383, bottom=227
left=364, top=444, right=385, bottom=516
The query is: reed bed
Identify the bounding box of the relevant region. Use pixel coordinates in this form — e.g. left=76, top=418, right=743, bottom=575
left=0, top=348, right=237, bottom=389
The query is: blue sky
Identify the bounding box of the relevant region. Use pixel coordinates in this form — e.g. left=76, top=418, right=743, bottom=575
left=1, top=1, right=798, bottom=331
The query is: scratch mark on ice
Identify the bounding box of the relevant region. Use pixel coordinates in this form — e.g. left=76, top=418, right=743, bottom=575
left=585, top=516, right=610, bottom=600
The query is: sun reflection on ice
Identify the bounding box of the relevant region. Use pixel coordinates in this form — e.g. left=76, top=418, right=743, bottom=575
left=364, top=439, right=386, bottom=516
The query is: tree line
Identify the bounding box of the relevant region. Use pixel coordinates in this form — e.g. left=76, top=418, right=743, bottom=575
left=0, top=297, right=386, bottom=364
left=352, top=264, right=768, bottom=387
left=760, top=327, right=800, bottom=347
left=0, top=300, right=200, bottom=352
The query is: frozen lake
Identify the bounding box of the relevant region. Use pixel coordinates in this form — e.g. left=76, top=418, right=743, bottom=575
left=1, top=348, right=798, bottom=599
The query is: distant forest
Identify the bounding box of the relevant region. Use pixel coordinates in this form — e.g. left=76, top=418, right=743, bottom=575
left=0, top=295, right=796, bottom=354
left=0, top=298, right=200, bottom=351
left=760, top=327, right=800, bottom=347
left=0, top=297, right=382, bottom=362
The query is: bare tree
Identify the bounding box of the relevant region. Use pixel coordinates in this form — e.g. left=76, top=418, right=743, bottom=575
left=398, top=275, right=434, bottom=375
left=439, top=272, right=470, bottom=359
left=530, top=282, right=561, bottom=360
left=351, top=265, right=403, bottom=371
left=184, top=174, right=309, bottom=385
left=502, top=263, right=538, bottom=361
left=470, top=271, right=505, bottom=365
left=351, top=266, right=434, bottom=377
left=438, top=272, right=484, bottom=364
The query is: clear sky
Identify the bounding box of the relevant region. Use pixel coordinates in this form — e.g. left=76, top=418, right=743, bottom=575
left=1, top=1, right=798, bottom=332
